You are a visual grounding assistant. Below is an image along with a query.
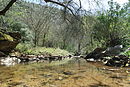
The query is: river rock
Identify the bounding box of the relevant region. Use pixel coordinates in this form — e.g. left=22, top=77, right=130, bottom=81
left=85, top=48, right=106, bottom=60
left=103, top=55, right=129, bottom=67
left=104, top=45, right=123, bottom=56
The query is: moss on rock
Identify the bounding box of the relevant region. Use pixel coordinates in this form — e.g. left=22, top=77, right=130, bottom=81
left=0, top=32, right=14, bottom=41
left=0, top=32, right=21, bottom=55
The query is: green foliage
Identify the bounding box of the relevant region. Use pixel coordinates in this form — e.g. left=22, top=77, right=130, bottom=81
left=25, top=47, right=71, bottom=56
left=10, top=22, right=33, bottom=42
left=16, top=43, right=71, bottom=56
left=0, top=1, right=32, bottom=43
left=93, top=0, right=129, bottom=47
left=120, top=47, right=130, bottom=57
left=16, top=43, right=33, bottom=52
left=125, top=51, right=130, bottom=57
left=0, top=0, right=129, bottom=54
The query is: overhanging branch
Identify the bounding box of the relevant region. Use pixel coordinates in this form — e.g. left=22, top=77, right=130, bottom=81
left=44, top=0, right=75, bottom=16
left=0, top=0, right=17, bottom=15
left=0, top=0, right=81, bottom=17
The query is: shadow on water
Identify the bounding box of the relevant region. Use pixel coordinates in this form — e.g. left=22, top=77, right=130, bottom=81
left=89, top=83, right=110, bottom=87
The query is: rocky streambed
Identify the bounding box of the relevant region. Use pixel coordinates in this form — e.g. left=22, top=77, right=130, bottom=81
left=0, top=54, right=73, bottom=66
left=0, top=57, right=130, bottom=87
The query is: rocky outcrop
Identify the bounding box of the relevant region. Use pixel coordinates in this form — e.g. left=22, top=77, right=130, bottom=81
left=8, top=32, right=21, bottom=41
left=0, top=32, right=21, bottom=56
left=103, top=55, right=130, bottom=67
left=85, top=46, right=130, bottom=67
left=85, top=48, right=106, bottom=60
left=85, top=45, right=123, bottom=60
left=104, top=45, right=123, bottom=56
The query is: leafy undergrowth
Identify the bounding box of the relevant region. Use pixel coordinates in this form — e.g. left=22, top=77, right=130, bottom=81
left=124, top=51, right=130, bottom=58
left=0, top=59, right=130, bottom=87
left=16, top=43, right=71, bottom=56
left=120, top=47, right=130, bottom=58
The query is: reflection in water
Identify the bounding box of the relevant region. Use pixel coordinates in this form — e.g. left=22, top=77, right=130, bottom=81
left=0, top=56, right=21, bottom=66
left=0, top=57, right=129, bottom=87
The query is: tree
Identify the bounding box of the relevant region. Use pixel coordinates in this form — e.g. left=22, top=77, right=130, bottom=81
left=18, top=2, right=56, bottom=46
left=92, top=0, right=129, bottom=47
left=0, top=0, right=82, bottom=16
left=0, top=0, right=16, bottom=15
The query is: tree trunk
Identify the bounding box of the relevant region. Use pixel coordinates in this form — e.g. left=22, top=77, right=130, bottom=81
left=77, top=43, right=81, bottom=53
left=34, top=32, right=37, bottom=47
left=42, top=33, right=47, bottom=47
left=62, top=39, right=66, bottom=49
left=0, top=0, right=16, bottom=15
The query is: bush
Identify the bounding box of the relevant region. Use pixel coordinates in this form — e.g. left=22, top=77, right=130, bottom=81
left=16, top=43, right=71, bottom=56
left=120, top=46, right=130, bottom=57
left=16, top=43, right=33, bottom=52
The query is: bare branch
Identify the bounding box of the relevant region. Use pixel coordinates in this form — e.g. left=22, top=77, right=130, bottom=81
left=0, top=0, right=81, bottom=16
left=0, top=0, right=17, bottom=15
left=44, top=0, right=76, bottom=16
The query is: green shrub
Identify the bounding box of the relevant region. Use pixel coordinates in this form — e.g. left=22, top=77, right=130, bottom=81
left=124, top=51, right=130, bottom=57
left=16, top=43, right=71, bottom=56
left=120, top=46, right=130, bottom=58
left=16, top=43, right=33, bottom=52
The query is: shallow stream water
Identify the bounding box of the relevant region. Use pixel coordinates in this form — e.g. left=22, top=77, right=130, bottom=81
left=0, top=57, right=130, bottom=87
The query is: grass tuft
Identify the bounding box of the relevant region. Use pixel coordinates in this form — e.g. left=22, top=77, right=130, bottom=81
left=16, top=43, right=71, bottom=56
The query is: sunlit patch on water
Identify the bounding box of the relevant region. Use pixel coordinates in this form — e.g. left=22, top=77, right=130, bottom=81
left=0, top=57, right=129, bottom=87
left=0, top=56, right=21, bottom=66
left=0, top=56, right=73, bottom=66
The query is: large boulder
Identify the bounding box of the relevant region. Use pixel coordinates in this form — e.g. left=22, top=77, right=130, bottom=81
left=0, top=32, right=21, bottom=56
left=104, top=45, right=123, bottom=56
left=85, top=48, right=106, bottom=60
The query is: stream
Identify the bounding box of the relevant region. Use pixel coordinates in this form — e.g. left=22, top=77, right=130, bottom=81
left=1, top=56, right=130, bottom=74
left=0, top=56, right=130, bottom=87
